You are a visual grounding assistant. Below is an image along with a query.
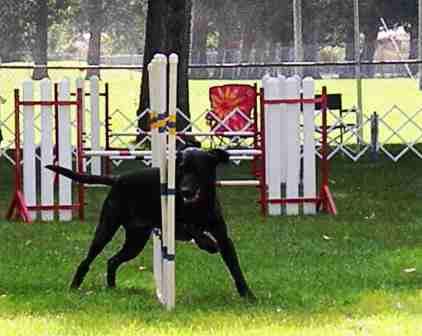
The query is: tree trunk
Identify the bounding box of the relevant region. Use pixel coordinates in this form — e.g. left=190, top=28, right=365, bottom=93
left=86, top=0, right=103, bottom=79
left=32, top=0, right=49, bottom=80
left=138, top=0, right=192, bottom=133
left=191, top=2, right=209, bottom=79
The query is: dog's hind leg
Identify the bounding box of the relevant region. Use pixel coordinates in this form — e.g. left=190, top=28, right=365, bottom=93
left=70, top=207, right=120, bottom=289
left=106, top=227, right=151, bottom=288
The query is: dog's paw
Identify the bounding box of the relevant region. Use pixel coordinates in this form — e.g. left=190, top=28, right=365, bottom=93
left=243, top=290, right=257, bottom=303
left=239, top=288, right=257, bottom=303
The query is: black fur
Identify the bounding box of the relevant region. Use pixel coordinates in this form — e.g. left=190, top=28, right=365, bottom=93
left=45, top=148, right=255, bottom=299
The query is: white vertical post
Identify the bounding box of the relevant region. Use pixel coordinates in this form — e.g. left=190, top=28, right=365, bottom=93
left=302, top=78, right=317, bottom=214
left=285, top=77, right=300, bottom=215
left=90, top=76, right=102, bottom=175
left=58, top=79, right=73, bottom=221
left=149, top=58, right=164, bottom=304
left=156, top=54, right=169, bottom=305
left=166, top=53, right=178, bottom=310
left=278, top=75, right=288, bottom=193
left=76, top=78, right=86, bottom=173
left=40, top=79, right=54, bottom=220
left=22, top=80, right=37, bottom=220
left=263, top=77, right=283, bottom=215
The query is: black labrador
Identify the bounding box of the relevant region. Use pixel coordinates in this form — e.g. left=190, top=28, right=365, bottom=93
left=46, top=148, right=255, bottom=299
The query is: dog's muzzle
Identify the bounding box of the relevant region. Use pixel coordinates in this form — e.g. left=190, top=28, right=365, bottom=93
left=181, top=186, right=201, bottom=204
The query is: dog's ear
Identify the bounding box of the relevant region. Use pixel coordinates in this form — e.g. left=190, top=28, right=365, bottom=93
left=209, top=149, right=230, bottom=165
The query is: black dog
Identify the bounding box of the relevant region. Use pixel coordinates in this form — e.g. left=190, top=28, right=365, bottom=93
left=46, top=148, right=255, bottom=299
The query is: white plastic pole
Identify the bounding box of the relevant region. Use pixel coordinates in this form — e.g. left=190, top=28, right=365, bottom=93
left=166, top=53, right=178, bottom=310
left=90, top=76, right=102, bottom=174
left=285, top=77, right=300, bottom=215
left=40, top=79, right=54, bottom=220
left=22, top=80, right=36, bottom=220
left=58, top=78, right=73, bottom=221
left=156, top=53, right=169, bottom=306
left=149, top=57, right=164, bottom=304
left=263, top=76, right=283, bottom=215
left=302, top=77, right=317, bottom=214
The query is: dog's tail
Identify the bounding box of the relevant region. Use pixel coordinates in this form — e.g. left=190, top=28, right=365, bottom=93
left=45, top=165, right=116, bottom=186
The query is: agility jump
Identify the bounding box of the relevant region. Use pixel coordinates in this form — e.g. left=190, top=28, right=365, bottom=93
left=261, top=75, right=337, bottom=216
left=7, top=79, right=85, bottom=222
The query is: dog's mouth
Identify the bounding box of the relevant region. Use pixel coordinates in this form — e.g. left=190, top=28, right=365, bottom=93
left=182, top=188, right=201, bottom=204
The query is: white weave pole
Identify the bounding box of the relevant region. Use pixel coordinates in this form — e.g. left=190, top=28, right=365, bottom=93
left=156, top=54, right=169, bottom=306
left=165, top=53, right=178, bottom=310
left=149, top=57, right=164, bottom=303
left=149, top=52, right=178, bottom=310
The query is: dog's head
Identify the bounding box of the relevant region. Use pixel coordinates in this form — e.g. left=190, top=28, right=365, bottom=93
left=177, top=148, right=229, bottom=206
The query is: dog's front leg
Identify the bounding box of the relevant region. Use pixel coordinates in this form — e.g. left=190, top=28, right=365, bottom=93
left=210, top=219, right=256, bottom=300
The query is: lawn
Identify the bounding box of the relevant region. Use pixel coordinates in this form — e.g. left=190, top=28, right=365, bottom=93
left=1, top=153, right=422, bottom=335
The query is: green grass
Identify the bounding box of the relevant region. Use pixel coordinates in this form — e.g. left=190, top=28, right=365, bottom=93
left=2, top=153, right=422, bottom=335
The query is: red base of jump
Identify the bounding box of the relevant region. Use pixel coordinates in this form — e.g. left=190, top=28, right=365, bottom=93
left=261, top=184, right=337, bottom=216
left=318, top=185, right=337, bottom=215
left=7, top=190, right=83, bottom=223
left=6, top=191, right=31, bottom=222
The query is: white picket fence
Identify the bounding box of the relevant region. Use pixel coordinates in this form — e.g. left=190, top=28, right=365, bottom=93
left=263, top=75, right=317, bottom=216
left=0, top=77, right=104, bottom=171
left=12, top=77, right=105, bottom=221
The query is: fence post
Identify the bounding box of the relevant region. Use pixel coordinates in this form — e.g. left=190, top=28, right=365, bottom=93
left=370, top=112, right=379, bottom=161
